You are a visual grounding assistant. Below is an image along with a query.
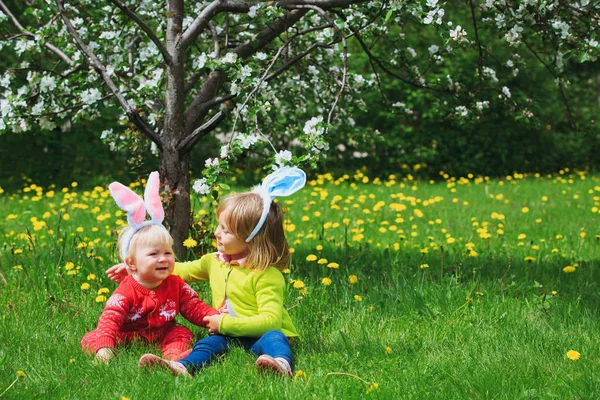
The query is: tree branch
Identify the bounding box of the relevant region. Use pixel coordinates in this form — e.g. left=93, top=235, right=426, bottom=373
left=54, top=0, right=161, bottom=148
left=0, top=1, right=73, bottom=66
left=180, top=0, right=224, bottom=51
left=177, top=110, right=227, bottom=155
left=105, top=0, right=172, bottom=65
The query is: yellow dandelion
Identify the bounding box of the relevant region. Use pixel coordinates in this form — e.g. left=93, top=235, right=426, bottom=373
left=13, top=265, right=23, bottom=271
left=327, top=262, right=339, bottom=269
left=354, top=295, right=363, bottom=302
left=522, top=207, right=529, bottom=213
left=96, top=295, right=107, bottom=303
left=81, top=282, right=91, bottom=290
left=316, top=245, right=323, bottom=251
left=87, top=274, right=96, bottom=280
left=518, top=233, right=527, bottom=240
left=348, top=275, right=358, bottom=284
left=64, top=262, right=75, bottom=271
left=306, top=254, right=317, bottom=262
left=16, top=370, right=26, bottom=378
left=563, top=266, right=576, bottom=273
left=317, top=258, right=328, bottom=265
left=69, top=359, right=76, bottom=364
left=299, top=288, right=308, bottom=295
left=524, top=256, right=535, bottom=263
left=566, top=350, right=580, bottom=361
left=385, top=346, right=392, bottom=354
left=419, top=263, right=429, bottom=269
left=97, top=287, right=110, bottom=294
left=366, top=382, right=379, bottom=393
left=63, top=213, right=70, bottom=221
left=293, top=280, right=305, bottom=289
left=294, top=370, right=307, bottom=380
left=183, top=237, right=198, bottom=248
left=321, top=277, right=332, bottom=286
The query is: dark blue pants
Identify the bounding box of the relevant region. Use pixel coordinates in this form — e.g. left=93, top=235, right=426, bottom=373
left=179, top=330, right=293, bottom=375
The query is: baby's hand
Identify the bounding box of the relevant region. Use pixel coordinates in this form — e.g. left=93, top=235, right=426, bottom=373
left=203, top=314, right=223, bottom=335
left=106, top=263, right=129, bottom=283
left=94, top=347, right=115, bottom=365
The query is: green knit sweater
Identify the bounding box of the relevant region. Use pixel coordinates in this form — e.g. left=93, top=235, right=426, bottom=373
left=174, top=253, right=298, bottom=338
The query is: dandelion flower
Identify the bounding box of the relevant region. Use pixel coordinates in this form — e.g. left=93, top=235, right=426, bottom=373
left=522, top=207, right=529, bottom=213
left=96, top=295, right=107, bottom=303
left=354, top=295, right=363, bottom=302
left=183, top=237, right=198, bottom=248
left=348, top=275, right=358, bottom=284
left=294, top=370, right=307, bottom=380
left=306, top=254, right=317, bottom=262
left=321, top=277, right=332, bottom=286
left=16, top=370, right=26, bottom=378
left=385, top=346, right=392, bottom=354
left=420, top=263, right=430, bottom=269
left=97, top=287, right=110, bottom=294
left=563, top=266, right=576, bottom=273
left=317, top=258, right=328, bottom=265
left=87, top=274, right=96, bottom=281
left=327, top=262, right=339, bottom=269
left=366, top=382, right=379, bottom=393
left=518, top=233, right=527, bottom=240
left=81, top=282, right=90, bottom=290
left=566, top=350, right=580, bottom=361
left=524, top=256, right=535, bottom=263
left=293, top=280, right=305, bottom=289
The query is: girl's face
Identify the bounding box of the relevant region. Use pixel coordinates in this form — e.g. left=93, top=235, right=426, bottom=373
left=215, top=212, right=249, bottom=259
left=127, top=241, right=174, bottom=289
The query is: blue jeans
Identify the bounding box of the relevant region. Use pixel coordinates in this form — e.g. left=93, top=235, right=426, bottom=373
left=179, top=330, right=293, bottom=375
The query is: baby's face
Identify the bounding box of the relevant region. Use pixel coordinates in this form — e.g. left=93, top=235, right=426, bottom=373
left=129, top=242, right=175, bottom=289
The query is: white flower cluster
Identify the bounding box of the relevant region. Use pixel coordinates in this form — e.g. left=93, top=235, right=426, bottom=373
left=303, top=116, right=324, bottom=135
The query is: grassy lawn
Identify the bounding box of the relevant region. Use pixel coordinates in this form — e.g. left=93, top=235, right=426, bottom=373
left=1, top=168, right=599, bottom=399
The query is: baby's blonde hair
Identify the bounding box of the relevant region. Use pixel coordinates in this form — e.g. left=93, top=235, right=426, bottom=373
left=118, top=224, right=173, bottom=262
left=217, top=192, right=290, bottom=271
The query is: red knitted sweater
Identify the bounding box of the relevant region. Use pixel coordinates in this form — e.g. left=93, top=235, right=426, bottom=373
left=92, top=274, right=216, bottom=350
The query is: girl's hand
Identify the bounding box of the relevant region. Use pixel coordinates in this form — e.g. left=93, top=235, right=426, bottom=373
left=203, top=314, right=223, bottom=335
left=94, top=347, right=115, bottom=365
left=106, top=263, right=129, bottom=283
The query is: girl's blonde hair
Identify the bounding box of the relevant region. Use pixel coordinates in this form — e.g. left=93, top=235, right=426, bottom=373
left=217, top=192, right=290, bottom=271
left=118, top=224, right=173, bottom=262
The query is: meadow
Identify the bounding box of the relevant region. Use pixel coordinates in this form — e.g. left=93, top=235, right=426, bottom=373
left=0, top=167, right=599, bottom=399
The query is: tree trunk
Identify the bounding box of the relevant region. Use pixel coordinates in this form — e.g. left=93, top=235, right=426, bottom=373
left=160, top=148, right=191, bottom=260
left=162, top=0, right=189, bottom=259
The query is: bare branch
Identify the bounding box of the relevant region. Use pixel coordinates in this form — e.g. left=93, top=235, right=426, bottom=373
left=0, top=1, right=73, bottom=65
left=177, top=110, right=227, bottom=155
left=54, top=0, right=161, bottom=148
left=180, top=0, right=223, bottom=50
left=106, top=0, right=172, bottom=65
left=469, top=0, right=484, bottom=89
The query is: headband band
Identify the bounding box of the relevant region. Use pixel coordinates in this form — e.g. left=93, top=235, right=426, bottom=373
left=109, top=171, right=166, bottom=260
left=245, top=166, right=306, bottom=242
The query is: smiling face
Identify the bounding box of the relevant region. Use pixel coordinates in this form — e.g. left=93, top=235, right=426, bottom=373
left=124, top=225, right=175, bottom=289
left=214, top=211, right=249, bottom=260
left=128, top=241, right=174, bottom=289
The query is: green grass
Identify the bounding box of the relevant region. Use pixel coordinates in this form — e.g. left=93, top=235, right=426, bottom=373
left=1, top=169, right=599, bottom=399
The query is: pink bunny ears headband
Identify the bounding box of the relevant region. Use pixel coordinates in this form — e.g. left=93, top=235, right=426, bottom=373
left=246, top=166, right=306, bottom=242
left=109, top=171, right=165, bottom=260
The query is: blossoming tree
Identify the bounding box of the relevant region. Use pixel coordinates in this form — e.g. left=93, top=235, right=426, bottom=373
left=0, top=0, right=598, bottom=255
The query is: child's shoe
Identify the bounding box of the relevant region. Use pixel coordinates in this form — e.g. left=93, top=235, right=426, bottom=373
left=138, top=353, right=192, bottom=379
left=255, top=354, right=292, bottom=377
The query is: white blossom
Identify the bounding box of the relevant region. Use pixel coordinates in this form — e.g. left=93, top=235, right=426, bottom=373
left=40, top=76, right=56, bottom=93
left=428, top=45, right=439, bottom=54
left=80, top=88, right=102, bottom=104
left=502, top=86, right=511, bottom=98
left=303, top=116, right=324, bottom=135
left=222, top=52, right=237, bottom=63
left=192, top=178, right=210, bottom=195
left=275, top=150, right=292, bottom=165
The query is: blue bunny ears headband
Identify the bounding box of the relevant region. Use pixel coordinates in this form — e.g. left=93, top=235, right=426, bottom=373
left=245, top=166, right=306, bottom=242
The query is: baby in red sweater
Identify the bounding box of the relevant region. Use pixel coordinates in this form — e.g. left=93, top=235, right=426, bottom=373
left=81, top=172, right=217, bottom=364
